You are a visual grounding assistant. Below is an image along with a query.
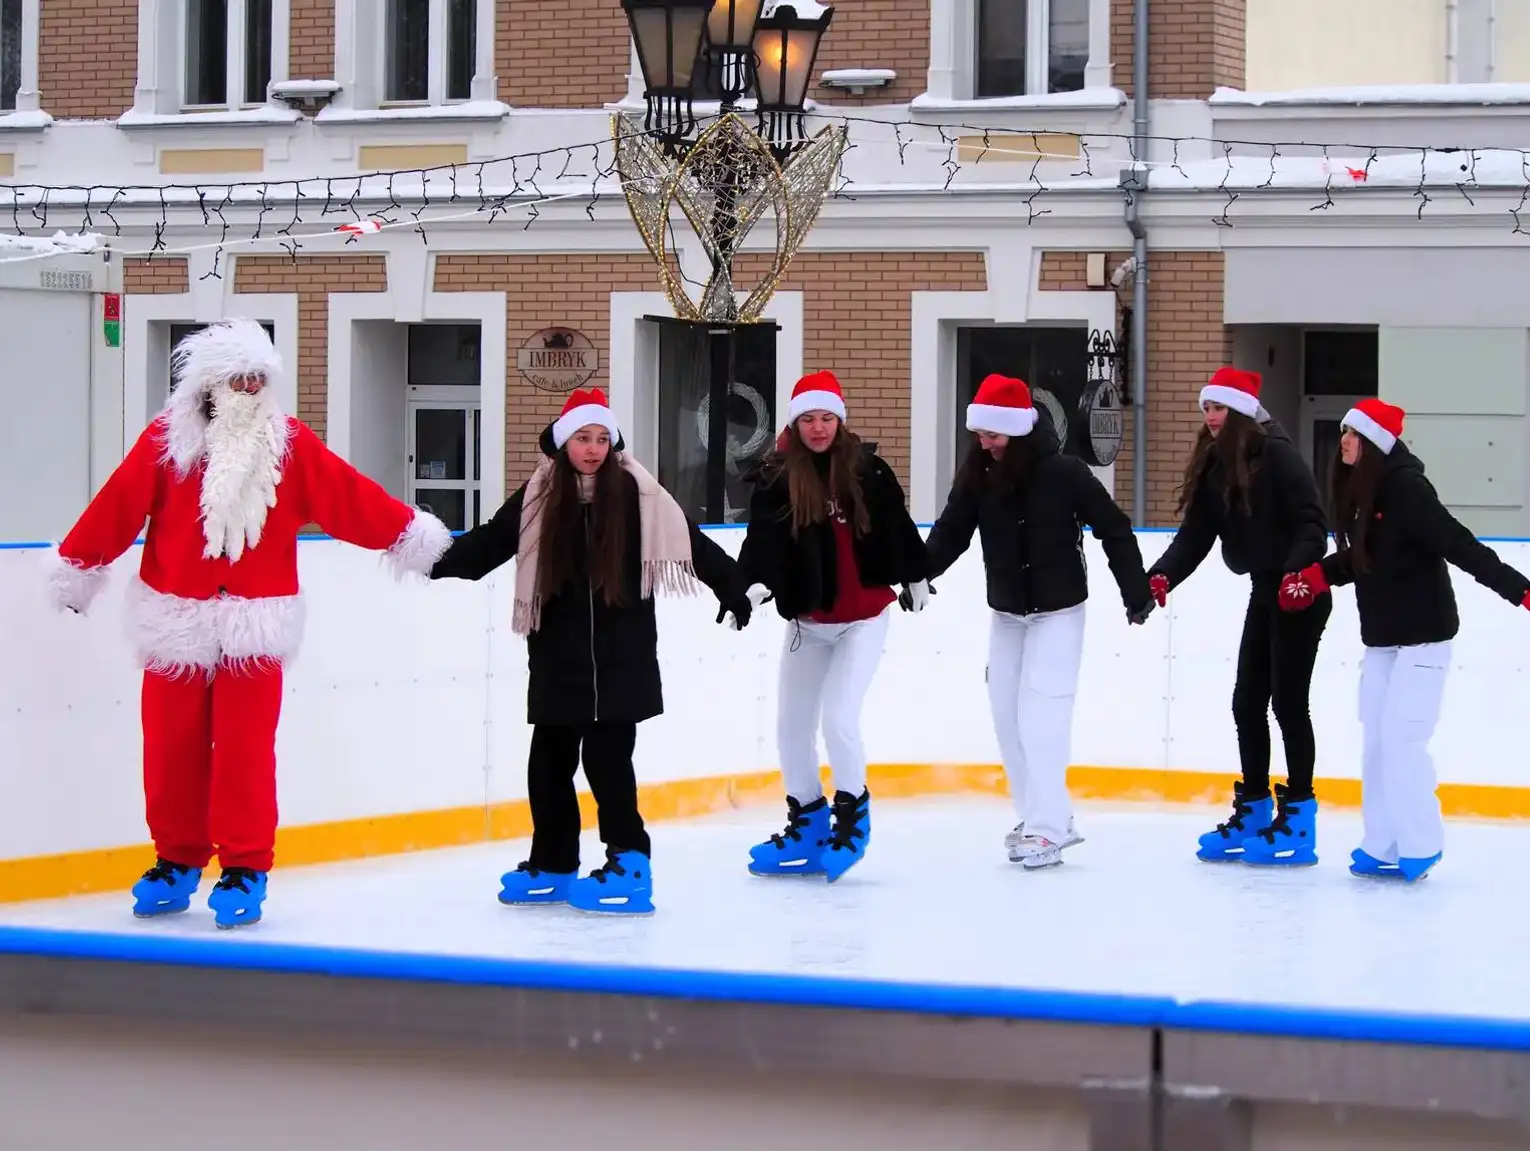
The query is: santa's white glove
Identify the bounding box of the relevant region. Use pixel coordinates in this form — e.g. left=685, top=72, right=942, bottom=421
left=899, top=579, right=931, bottom=613
left=45, top=551, right=109, bottom=616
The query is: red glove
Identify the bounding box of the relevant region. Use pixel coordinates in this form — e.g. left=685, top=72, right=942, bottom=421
left=1279, top=563, right=1328, bottom=612
left=1521, top=590, right=1530, bottom=612
left=1148, top=573, right=1169, bottom=608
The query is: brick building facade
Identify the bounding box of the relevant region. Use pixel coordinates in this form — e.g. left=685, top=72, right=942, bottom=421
left=8, top=0, right=1290, bottom=532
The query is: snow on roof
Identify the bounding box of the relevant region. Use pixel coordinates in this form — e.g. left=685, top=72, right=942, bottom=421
left=0, top=230, right=103, bottom=255
left=1147, top=148, right=1530, bottom=192
left=1211, top=82, right=1530, bottom=108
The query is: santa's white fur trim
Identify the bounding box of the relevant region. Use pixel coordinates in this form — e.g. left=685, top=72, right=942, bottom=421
left=966, top=402, right=1037, bottom=437
left=43, top=546, right=111, bottom=615
left=1199, top=383, right=1263, bottom=420
left=385, top=510, right=454, bottom=580
left=786, top=389, right=846, bottom=424
left=125, top=577, right=305, bottom=676
left=552, top=403, right=620, bottom=450
left=1343, top=407, right=1397, bottom=455
left=199, top=388, right=290, bottom=562
left=161, top=319, right=289, bottom=476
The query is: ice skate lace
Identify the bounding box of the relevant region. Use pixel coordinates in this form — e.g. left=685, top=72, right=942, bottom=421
left=141, top=859, right=191, bottom=883
left=768, top=805, right=814, bottom=849
left=1254, top=807, right=1294, bottom=844
left=587, top=853, right=629, bottom=885
left=826, top=800, right=866, bottom=853
left=214, top=867, right=260, bottom=893
left=1213, top=800, right=1257, bottom=840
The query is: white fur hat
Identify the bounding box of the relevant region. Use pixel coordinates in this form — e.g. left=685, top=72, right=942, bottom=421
left=169, top=318, right=284, bottom=401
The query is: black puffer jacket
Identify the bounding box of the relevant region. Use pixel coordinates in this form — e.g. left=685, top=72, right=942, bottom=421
left=925, top=409, right=1152, bottom=616
left=1151, top=420, right=1329, bottom=596
left=737, top=441, right=930, bottom=621
left=1320, top=441, right=1530, bottom=648
left=430, top=430, right=748, bottom=725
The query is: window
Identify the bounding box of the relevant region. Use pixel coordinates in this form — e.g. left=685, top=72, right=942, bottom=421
left=0, top=0, right=20, bottom=111
left=385, top=0, right=477, bottom=104
left=976, top=0, right=1089, bottom=97
left=405, top=324, right=482, bottom=531
left=955, top=325, right=1089, bottom=464
left=183, top=0, right=276, bottom=108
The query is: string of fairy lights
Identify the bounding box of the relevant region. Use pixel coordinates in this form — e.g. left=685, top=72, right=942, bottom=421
left=1, top=110, right=1528, bottom=274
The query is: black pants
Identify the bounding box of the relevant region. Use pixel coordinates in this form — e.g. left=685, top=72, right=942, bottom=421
left=1231, top=584, right=1331, bottom=799
left=526, top=722, right=649, bottom=873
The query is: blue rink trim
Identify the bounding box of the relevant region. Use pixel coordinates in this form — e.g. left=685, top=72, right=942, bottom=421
left=3, top=925, right=1529, bottom=1053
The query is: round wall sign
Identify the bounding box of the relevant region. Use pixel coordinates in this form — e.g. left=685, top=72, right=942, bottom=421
left=1077, top=377, right=1125, bottom=467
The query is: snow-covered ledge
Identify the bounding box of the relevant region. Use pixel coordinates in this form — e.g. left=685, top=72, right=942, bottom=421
left=820, top=69, right=895, bottom=96
left=1211, top=82, right=1530, bottom=108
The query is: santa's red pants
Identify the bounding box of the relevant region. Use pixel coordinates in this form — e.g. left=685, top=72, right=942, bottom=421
left=141, top=662, right=284, bottom=873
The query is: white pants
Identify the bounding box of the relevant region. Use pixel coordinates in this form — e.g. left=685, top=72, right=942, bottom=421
left=986, top=605, right=1087, bottom=844
left=776, top=608, right=891, bottom=803
left=1359, top=641, right=1451, bottom=862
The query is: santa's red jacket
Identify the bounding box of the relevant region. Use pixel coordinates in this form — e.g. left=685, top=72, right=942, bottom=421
left=46, top=412, right=451, bottom=676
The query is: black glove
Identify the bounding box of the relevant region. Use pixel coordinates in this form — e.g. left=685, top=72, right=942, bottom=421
left=717, top=595, right=752, bottom=630
left=1126, top=599, right=1155, bottom=625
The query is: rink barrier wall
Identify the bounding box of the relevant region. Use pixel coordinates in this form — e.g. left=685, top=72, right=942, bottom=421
left=4, top=526, right=1530, bottom=903
left=3, top=923, right=1530, bottom=1055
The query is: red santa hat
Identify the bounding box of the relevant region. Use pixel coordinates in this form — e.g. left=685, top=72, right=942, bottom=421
left=786, top=370, right=846, bottom=424
left=1199, top=366, right=1268, bottom=421
left=966, top=374, right=1037, bottom=437
left=551, top=387, right=621, bottom=450
left=1342, top=397, right=1404, bottom=455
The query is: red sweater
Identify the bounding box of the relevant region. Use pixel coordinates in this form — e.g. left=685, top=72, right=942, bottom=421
left=806, top=500, right=896, bottom=624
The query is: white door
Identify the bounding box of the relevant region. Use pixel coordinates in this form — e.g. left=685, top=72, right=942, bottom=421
left=406, top=385, right=481, bottom=531
left=1300, top=394, right=1362, bottom=499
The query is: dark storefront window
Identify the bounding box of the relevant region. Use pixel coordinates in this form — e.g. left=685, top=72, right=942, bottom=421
left=956, top=325, right=1090, bottom=464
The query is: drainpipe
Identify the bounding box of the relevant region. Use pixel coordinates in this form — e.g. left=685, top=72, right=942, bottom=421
left=1446, top=0, right=1460, bottom=83
left=1123, top=0, right=1149, bottom=527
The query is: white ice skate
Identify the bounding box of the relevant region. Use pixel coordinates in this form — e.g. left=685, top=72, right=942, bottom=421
left=1007, top=821, right=1084, bottom=869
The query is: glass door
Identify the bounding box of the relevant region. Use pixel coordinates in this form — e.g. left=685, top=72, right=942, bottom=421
left=406, top=399, right=481, bottom=531
left=1300, top=394, right=1358, bottom=502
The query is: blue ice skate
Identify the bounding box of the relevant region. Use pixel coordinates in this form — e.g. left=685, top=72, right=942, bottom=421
left=131, top=859, right=203, bottom=918
left=1349, top=848, right=1402, bottom=878
left=1241, top=784, right=1318, bottom=867
left=567, top=850, right=654, bottom=915
left=748, top=795, right=831, bottom=877
left=208, top=867, right=267, bottom=930
left=1397, top=852, right=1442, bottom=882
left=497, top=862, right=576, bottom=905
left=822, top=789, right=871, bottom=883
left=1196, top=782, right=1273, bottom=862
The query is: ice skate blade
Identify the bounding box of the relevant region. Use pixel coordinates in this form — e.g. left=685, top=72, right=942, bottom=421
left=748, top=863, right=826, bottom=878
left=568, top=899, right=655, bottom=917
left=214, top=913, right=261, bottom=930
left=132, top=901, right=192, bottom=919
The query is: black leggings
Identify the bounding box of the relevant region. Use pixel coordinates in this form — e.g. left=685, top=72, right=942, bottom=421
left=1231, top=584, right=1331, bottom=799
left=526, top=722, right=649, bottom=873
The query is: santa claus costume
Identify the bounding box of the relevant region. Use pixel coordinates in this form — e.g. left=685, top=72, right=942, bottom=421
left=45, top=318, right=452, bottom=928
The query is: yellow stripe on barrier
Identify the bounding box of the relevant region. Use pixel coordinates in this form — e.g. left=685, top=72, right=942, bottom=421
left=2, top=764, right=1527, bottom=904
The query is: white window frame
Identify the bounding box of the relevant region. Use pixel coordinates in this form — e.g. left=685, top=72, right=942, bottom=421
left=128, top=0, right=291, bottom=119
left=1, top=0, right=40, bottom=117
left=924, top=0, right=1112, bottom=105
left=405, top=385, right=483, bottom=530
left=328, top=0, right=500, bottom=119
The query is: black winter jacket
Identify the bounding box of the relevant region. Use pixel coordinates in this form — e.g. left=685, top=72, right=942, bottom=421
left=429, top=449, right=748, bottom=726
left=925, top=411, right=1152, bottom=617
left=1151, top=420, right=1329, bottom=597
left=1319, top=441, right=1530, bottom=648
left=737, top=442, right=930, bottom=621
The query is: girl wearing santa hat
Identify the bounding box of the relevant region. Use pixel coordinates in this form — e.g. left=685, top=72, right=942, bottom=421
left=1278, top=398, right=1530, bottom=882
left=429, top=388, right=754, bottom=915
left=1148, top=367, right=1332, bottom=866
left=924, top=374, right=1155, bottom=869
left=738, top=370, right=931, bottom=882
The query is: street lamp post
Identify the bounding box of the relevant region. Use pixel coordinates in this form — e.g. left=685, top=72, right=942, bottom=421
left=616, top=0, right=847, bottom=522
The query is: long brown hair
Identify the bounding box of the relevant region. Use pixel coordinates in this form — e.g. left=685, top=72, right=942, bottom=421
left=771, top=422, right=871, bottom=538
left=533, top=449, right=634, bottom=607
left=1328, top=435, right=1386, bottom=574
left=955, top=433, right=1034, bottom=499
left=1176, top=410, right=1266, bottom=517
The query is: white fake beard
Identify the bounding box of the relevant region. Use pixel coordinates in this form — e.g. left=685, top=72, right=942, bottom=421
left=199, top=382, right=284, bottom=563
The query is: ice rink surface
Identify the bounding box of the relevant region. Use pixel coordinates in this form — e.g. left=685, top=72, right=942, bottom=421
left=2, top=796, right=1527, bottom=1025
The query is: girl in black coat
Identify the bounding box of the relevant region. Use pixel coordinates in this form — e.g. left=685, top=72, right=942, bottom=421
left=1278, top=398, right=1530, bottom=882
left=429, top=387, right=753, bottom=915
left=925, top=374, right=1153, bottom=871
left=738, top=371, right=930, bottom=884
left=1148, top=367, right=1331, bottom=866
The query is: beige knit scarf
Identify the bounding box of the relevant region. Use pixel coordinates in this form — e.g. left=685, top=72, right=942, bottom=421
left=512, top=453, right=698, bottom=636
